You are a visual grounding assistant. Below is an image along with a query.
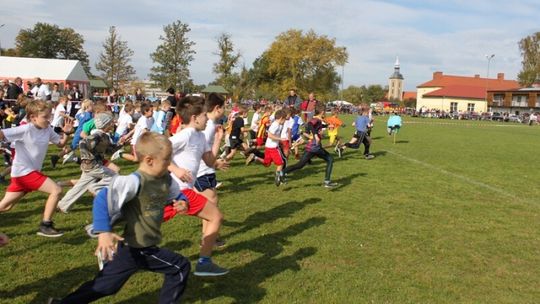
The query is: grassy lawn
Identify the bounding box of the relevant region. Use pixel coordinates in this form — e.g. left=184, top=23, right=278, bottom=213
left=1, top=115, right=539, bottom=303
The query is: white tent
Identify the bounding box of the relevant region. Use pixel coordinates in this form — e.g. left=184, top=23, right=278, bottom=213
left=330, top=100, right=353, bottom=106
left=0, top=56, right=89, bottom=95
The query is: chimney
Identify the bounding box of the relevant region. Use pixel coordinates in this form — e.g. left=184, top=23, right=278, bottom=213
left=497, top=73, right=504, bottom=80
left=474, top=74, right=480, bottom=78
left=433, top=71, right=443, bottom=80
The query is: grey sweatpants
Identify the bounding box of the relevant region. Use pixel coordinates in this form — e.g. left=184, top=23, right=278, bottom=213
left=57, top=166, right=116, bottom=212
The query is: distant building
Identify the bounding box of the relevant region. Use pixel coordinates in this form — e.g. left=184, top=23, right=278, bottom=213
left=388, top=57, right=404, bottom=101
left=416, top=71, right=519, bottom=113
left=142, top=79, right=167, bottom=99
left=488, top=81, right=540, bottom=114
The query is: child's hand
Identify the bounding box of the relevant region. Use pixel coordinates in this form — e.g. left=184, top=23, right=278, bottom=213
left=0, top=233, right=9, bottom=247
left=214, top=125, right=224, bottom=141
left=95, top=232, right=124, bottom=261
left=172, top=200, right=189, bottom=215
left=175, top=168, right=193, bottom=183
left=215, top=158, right=229, bottom=171
left=62, top=117, right=74, bottom=134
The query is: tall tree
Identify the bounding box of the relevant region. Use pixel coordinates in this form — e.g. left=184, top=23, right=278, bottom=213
left=250, top=29, right=348, bottom=101
left=517, top=32, right=540, bottom=87
left=95, top=26, right=136, bottom=91
left=15, top=22, right=90, bottom=74
left=212, top=33, right=241, bottom=92
left=149, top=20, right=196, bottom=91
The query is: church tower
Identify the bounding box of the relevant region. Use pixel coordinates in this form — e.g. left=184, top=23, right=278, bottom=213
left=388, top=56, right=404, bottom=101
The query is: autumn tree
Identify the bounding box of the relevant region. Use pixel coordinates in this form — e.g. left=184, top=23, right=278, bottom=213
left=212, top=33, right=241, bottom=93
left=15, top=22, right=90, bottom=74
left=251, top=29, right=348, bottom=101
left=517, top=32, right=540, bottom=86
left=95, top=26, right=136, bottom=91
left=149, top=20, right=196, bottom=91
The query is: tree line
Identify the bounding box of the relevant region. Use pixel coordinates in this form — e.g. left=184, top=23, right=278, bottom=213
left=2, top=21, right=539, bottom=103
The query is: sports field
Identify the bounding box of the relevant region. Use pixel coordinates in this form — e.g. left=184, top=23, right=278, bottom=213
left=1, top=115, right=539, bottom=303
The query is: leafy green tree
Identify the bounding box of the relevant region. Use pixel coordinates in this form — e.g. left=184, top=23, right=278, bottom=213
left=363, top=85, right=386, bottom=103
left=213, top=33, right=241, bottom=93
left=255, top=29, right=348, bottom=101
left=341, top=85, right=364, bottom=104
left=517, top=32, right=540, bottom=86
left=149, top=20, right=196, bottom=91
left=15, top=22, right=90, bottom=74
left=95, top=26, right=136, bottom=91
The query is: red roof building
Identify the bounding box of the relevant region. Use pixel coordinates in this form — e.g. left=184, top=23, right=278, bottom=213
left=416, top=71, right=520, bottom=113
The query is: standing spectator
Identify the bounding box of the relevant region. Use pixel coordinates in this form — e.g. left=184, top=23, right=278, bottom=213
left=134, top=88, right=145, bottom=101
left=6, top=77, right=23, bottom=100
left=285, top=89, right=302, bottom=109
left=30, top=77, right=51, bottom=101
left=305, top=92, right=318, bottom=121
left=50, top=83, right=61, bottom=104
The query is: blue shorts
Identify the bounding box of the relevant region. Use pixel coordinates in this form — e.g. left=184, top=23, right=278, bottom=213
left=195, top=173, right=217, bottom=192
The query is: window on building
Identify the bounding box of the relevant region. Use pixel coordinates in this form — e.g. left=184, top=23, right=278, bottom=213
left=467, top=103, right=475, bottom=112
left=450, top=102, right=458, bottom=112
left=512, top=95, right=527, bottom=107
left=536, top=95, right=540, bottom=108
left=493, top=94, right=504, bottom=106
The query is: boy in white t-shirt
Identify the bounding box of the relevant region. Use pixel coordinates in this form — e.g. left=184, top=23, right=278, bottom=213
left=111, top=103, right=153, bottom=162
left=50, top=96, right=71, bottom=168
left=112, top=103, right=134, bottom=145
left=163, top=96, right=228, bottom=277
left=246, top=109, right=288, bottom=186
left=0, top=100, right=73, bottom=237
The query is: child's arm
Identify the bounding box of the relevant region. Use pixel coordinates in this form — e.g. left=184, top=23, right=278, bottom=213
left=168, top=163, right=193, bottom=183
left=56, top=117, right=74, bottom=147
left=202, top=125, right=226, bottom=167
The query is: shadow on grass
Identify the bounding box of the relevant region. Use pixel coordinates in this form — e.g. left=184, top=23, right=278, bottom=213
left=117, top=217, right=324, bottom=303
left=0, top=264, right=96, bottom=304
left=372, top=151, right=387, bottom=157
left=394, top=140, right=409, bottom=144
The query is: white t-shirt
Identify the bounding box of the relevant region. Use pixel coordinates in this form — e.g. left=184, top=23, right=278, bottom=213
left=281, top=117, right=293, bottom=139
left=250, top=112, right=261, bottom=132
left=2, top=124, right=61, bottom=177
left=170, top=127, right=210, bottom=189
left=31, top=84, right=51, bottom=100
left=131, top=115, right=153, bottom=145
left=51, top=103, right=66, bottom=127
left=116, top=113, right=133, bottom=136
left=265, top=121, right=283, bottom=148
left=197, top=118, right=217, bottom=177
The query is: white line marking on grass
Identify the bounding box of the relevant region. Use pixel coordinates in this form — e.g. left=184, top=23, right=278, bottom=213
left=384, top=149, right=523, bottom=201
left=373, top=119, right=525, bottom=128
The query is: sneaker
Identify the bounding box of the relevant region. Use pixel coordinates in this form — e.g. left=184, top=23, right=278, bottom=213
left=337, top=146, right=343, bottom=158
left=239, top=151, right=246, bottom=157
left=194, top=262, right=229, bottom=277
left=323, top=181, right=339, bottom=188
left=51, top=155, right=60, bottom=169
left=62, top=151, right=76, bottom=165
left=215, top=182, right=223, bottom=189
left=111, top=149, right=124, bottom=161
left=37, top=222, right=64, bottom=237
left=47, top=298, right=62, bottom=304
left=219, top=150, right=227, bottom=160
left=245, top=153, right=255, bottom=166
left=365, top=154, right=375, bottom=160
left=85, top=224, right=98, bottom=238
left=274, top=171, right=281, bottom=187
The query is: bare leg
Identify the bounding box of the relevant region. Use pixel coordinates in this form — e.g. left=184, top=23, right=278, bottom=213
left=196, top=202, right=223, bottom=257
left=0, top=191, right=26, bottom=212
left=37, top=178, right=63, bottom=221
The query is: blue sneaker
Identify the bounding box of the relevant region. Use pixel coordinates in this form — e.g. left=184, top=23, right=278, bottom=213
left=194, top=262, right=229, bottom=276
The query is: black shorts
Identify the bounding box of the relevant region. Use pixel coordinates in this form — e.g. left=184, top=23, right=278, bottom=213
left=229, top=138, right=243, bottom=149
left=195, top=173, right=217, bottom=192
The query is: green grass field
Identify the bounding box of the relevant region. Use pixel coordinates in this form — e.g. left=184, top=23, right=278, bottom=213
left=1, top=115, right=540, bottom=303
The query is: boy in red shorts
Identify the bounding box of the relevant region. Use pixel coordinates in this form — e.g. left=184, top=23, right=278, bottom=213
left=246, top=110, right=288, bottom=186
left=0, top=100, right=73, bottom=237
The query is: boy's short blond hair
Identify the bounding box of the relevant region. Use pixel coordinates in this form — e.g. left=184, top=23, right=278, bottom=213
left=81, top=99, right=93, bottom=111
left=135, top=132, right=172, bottom=160
left=26, top=100, right=52, bottom=117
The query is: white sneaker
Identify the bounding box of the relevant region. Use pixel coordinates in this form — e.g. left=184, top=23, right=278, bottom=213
left=62, top=151, right=76, bottom=165
left=111, top=149, right=124, bottom=161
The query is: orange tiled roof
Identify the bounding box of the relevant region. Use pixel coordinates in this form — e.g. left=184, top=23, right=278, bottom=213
left=402, top=91, right=417, bottom=100
left=418, top=72, right=519, bottom=90
left=423, top=85, right=488, bottom=99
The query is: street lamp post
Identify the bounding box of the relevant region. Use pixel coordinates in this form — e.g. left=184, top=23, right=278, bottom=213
left=485, top=54, right=495, bottom=107
left=0, top=24, right=5, bottom=56
left=340, top=65, right=344, bottom=101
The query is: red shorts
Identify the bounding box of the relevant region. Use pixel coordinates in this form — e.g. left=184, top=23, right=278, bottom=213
left=263, top=147, right=284, bottom=167
left=7, top=171, right=48, bottom=193
left=162, top=188, right=208, bottom=221
left=256, top=137, right=266, bottom=147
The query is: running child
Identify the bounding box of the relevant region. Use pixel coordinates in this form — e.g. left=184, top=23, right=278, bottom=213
left=111, top=102, right=154, bottom=163
left=48, top=132, right=191, bottom=303
left=338, top=107, right=374, bottom=159
left=0, top=100, right=73, bottom=237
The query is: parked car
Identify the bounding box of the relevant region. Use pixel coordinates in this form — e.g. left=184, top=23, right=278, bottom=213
left=491, top=112, right=504, bottom=122
left=508, top=114, right=522, bottom=123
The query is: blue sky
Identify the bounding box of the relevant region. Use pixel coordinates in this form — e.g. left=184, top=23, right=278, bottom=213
left=1, top=0, right=539, bottom=91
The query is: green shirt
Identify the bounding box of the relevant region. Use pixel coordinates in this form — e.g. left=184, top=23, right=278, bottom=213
left=122, top=171, right=172, bottom=248
left=82, top=119, right=96, bottom=136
